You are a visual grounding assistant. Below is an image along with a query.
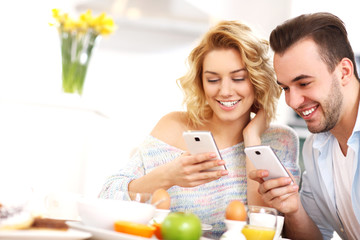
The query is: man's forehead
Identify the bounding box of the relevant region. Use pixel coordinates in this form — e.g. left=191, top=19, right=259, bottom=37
left=274, top=37, right=319, bottom=59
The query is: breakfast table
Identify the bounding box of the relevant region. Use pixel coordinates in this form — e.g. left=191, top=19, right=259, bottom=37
left=65, top=219, right=215, bottom=240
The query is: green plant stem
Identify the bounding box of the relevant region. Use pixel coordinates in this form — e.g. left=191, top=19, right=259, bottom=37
left=60, top=30, right=99, bottom=95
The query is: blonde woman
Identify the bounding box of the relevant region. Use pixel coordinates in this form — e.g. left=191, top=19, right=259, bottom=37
left=100, top=20, right=300, bottom=238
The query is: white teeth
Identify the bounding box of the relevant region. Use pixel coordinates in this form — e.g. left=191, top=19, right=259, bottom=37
left=219, top=100, right=239, bottom=107
left=302, top=107, right=316, bottom=116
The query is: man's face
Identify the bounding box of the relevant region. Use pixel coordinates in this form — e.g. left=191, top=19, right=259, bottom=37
left=274, top=38, right=343, bottom=133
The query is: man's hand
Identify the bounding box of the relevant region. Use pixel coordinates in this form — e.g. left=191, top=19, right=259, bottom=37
left=249, top=169, right=299, bottom=214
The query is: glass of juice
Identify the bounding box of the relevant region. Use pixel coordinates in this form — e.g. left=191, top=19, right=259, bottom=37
left=242, top=205, right=277, bottom=240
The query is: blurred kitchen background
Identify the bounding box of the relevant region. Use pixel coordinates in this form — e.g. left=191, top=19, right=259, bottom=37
left=1, top=0, right=360, bottom=202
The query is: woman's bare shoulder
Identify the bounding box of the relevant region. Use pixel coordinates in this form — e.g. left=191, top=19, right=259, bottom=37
left=150, top=111, right=189, bottom=148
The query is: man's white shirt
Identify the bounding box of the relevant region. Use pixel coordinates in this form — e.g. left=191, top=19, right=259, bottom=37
left=333, top=139, right=360, bottom=239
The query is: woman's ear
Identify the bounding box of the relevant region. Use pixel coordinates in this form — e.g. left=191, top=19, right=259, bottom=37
left=339, top=58, right=353, bottom=86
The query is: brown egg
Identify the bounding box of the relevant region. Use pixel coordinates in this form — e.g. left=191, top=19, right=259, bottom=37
left=151, top=189, right=171, bottom=210
left=225, top=200, right=246, bottom=221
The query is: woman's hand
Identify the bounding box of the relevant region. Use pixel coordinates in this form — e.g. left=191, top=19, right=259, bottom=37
left=243, top=109, right=269, bottom=206
left=243, top=109, right=268, bottom=147
left=162, top=152, right=228, bottom=188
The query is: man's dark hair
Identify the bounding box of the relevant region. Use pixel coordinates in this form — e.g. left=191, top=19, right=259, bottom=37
left=270, top=12, right=359, bottom=80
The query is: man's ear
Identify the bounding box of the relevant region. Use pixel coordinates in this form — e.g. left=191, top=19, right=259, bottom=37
left=338, top=58, right=353, bottom=86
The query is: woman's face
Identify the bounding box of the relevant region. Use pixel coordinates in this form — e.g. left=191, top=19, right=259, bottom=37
left=202, top=48, right=255, bottom=123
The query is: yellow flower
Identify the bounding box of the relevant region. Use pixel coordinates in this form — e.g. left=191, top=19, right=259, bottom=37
left=78, top=10, right=94, bottom=32
left=93, top=12, right=117, bottom=36
left=50, top=8, right=64, bottom=27
left=52, top=8, right=62, bottom=22
left=51, top=8, right=116, bottom=36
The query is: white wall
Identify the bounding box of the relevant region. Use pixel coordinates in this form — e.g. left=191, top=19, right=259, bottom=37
left=0, top=0, right=193, bottom=198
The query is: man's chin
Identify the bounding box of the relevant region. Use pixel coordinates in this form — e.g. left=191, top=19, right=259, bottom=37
left=306, top=123, right=332, bottom=134
left=305, top=121, right=322, bottom=133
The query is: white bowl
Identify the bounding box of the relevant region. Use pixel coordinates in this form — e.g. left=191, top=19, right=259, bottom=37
left=77, top=197, right=156, bottom=230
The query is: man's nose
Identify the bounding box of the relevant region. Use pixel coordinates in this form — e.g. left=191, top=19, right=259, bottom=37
left=285, top=89, right=304, bottom=110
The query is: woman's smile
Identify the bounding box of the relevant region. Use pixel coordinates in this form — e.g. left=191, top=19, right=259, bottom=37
left=217, top=100, right=241, bottom=110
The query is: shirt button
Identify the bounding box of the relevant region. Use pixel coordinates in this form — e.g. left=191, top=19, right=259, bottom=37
left=340, top=228, right=344, bottom=232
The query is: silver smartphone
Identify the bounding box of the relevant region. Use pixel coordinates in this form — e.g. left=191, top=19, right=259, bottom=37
left=244, top=145, right=293, bottom=183
left=183, top=131, right=226, bottom=171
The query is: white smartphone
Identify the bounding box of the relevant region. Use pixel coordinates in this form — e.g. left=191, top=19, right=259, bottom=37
left=244, top=145, right=293, bottom=183
left=183, top=131, right=226, bottom=171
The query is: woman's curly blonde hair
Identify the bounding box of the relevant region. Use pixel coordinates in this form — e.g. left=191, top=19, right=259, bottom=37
left=177, top=20, right=281, bottom=127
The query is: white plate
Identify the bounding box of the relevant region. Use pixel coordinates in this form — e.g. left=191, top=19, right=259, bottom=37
left=0, top=228, right=91, bottom=240
left=67, top=221, right=156, bottom=240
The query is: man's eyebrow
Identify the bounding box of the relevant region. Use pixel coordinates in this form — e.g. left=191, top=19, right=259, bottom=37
left=277, top=74, right=312, bottom=85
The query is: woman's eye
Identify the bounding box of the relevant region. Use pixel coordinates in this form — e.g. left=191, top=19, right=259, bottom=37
left=207, top=79, right=220, bottom=83
left=233, top=78, right=245, bottom=81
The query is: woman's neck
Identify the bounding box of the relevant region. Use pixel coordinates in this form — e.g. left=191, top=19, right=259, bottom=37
left=200, top=115, right=251, bottom=149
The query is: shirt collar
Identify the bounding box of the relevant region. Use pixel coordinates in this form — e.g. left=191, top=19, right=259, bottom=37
left=352, top=102, right=360, bottom=133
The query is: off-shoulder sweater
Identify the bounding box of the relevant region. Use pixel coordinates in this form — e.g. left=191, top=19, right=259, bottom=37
left=99, top=124, right=300, bottom=239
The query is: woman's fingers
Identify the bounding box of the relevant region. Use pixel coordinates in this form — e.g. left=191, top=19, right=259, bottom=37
left=182, top=152, right=225, bottom=171
left=173, top=152, right=228, bottom=187
left=183, top=171, right=224, bottom=187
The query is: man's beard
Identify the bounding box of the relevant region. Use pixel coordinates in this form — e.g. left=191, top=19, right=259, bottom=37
left=307, top=76, right=343, bottom=133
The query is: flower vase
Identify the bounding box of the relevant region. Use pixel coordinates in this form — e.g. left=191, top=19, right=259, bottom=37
left=60, top=30, right=100, bottom=95
left=52, top=9, right=116, bottom=95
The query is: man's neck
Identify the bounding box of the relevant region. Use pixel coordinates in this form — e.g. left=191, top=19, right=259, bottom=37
left=330, top=88, right=360, bottom=156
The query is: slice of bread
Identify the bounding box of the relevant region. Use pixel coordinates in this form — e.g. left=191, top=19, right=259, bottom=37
left=31, top=217, right=69, bottom=231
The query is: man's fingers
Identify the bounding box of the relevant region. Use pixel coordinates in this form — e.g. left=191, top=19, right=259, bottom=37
left=263, top=177, right=292, bottom=189
left=261, top=180, right=299, bottom=201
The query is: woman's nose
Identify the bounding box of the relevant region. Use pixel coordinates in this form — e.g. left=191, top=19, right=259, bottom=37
left=219, top=79, right=233, bottom=97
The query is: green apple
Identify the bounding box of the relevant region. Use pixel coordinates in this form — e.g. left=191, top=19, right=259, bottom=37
left=161, top=212, right=202, bottom=240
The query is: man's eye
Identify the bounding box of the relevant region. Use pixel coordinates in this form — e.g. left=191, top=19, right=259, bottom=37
left=300, top=82, right=310, bottom=87
left=282, top=86, right=289, bottom=91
